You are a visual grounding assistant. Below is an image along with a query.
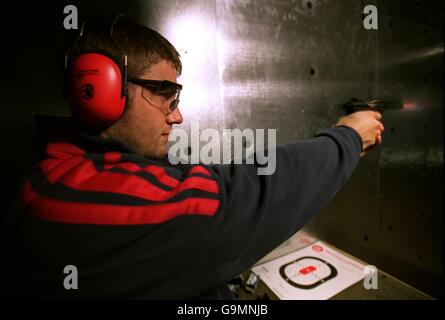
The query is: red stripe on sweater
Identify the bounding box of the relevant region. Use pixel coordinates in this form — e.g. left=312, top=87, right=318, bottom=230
left=40, top=158, right=219, bottom=202
left=189, top=166, right=211, bottom=177
left=46, top=142, right=86, bottom=159
left=40, top=156, right=87, bottom=184
left=104, top=152, right=122, bottom=163
left=29, top=195, right=220, bottom=225
left=22, top=178, right=39, bottom=206
left=103, top=163, right=180, bottom=189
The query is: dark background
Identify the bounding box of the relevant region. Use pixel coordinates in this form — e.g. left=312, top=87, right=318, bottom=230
left=0, top=0, right=442, bottom=298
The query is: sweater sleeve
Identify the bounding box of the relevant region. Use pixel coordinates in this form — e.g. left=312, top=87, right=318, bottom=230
left=11, top=125, right=363, bottom=299
left=206, top=125, right=362, bottom=277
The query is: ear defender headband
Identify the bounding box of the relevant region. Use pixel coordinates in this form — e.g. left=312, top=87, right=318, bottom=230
left=65, top=15, right=128, bottom=130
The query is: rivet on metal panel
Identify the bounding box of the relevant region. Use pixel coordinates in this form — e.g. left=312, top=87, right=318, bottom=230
left=310, top=67, right=316, bottom=76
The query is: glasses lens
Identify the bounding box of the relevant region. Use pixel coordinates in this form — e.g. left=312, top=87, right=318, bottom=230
left=158, top=88, right=177, bottom=100
left=169, top=88, right=181, bottom=112
left=141, top=87, right=180, bottom=113
left=135, top=80, right=181, bottom=113
left=141, top=87, right=165, bottom=110
left=170, top=98, right=180, bottom=112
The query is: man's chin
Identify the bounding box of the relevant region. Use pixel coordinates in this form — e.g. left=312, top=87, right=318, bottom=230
left=142, top=147, right=167, bottom=160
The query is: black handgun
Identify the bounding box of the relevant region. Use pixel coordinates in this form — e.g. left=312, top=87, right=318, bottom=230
left=344, top=98, right=403, bottom=114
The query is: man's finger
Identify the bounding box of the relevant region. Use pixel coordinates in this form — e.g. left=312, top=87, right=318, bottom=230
left=375, top=134, right=382, bottom=145
left=373, top=111, right=383, bottom=120
left=377, top=122, right=385, bottom=131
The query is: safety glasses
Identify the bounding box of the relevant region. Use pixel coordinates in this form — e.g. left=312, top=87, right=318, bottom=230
left=128, top=79, right=182, bottom=113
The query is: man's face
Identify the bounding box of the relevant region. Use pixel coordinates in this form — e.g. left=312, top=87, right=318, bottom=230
left=103, top=60, right=183, bottom=159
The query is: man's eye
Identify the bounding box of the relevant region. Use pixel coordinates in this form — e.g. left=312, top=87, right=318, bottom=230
left=158, top=90, right=175, bottom=100
left=145, top=86, right=159, bottom=95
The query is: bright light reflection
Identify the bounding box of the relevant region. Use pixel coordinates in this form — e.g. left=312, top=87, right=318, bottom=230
left=165, top=12, right=219, bottom=118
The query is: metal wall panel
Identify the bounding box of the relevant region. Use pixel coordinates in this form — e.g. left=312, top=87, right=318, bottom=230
left=2, top=0, right=442, bottom=298
left=157, top=0, right=442, bottom=297
left=374, top=0, right=443, bottom=297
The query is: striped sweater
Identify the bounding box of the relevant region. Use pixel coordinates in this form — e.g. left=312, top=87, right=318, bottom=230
left=7, top=115, right=362, bottom=299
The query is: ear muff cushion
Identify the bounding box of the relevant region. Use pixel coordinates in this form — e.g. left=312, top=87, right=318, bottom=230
left=68, top=53, right=126, bottom=129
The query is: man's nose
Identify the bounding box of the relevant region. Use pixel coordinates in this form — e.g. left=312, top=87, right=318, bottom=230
left=166, top=107, right=183, bottom=124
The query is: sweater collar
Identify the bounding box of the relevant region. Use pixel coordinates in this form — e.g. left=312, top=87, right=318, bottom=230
left=34, top=114, right=133, bottom=155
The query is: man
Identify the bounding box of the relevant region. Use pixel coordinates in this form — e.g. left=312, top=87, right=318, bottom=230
left=6, top=16, right=383, bottom=299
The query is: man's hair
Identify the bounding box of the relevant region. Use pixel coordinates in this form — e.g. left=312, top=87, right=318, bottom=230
left=69, top=16, right=182, bottom=79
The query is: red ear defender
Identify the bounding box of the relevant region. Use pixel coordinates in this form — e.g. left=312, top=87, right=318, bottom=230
left=68, top=53, right=126, bottom=129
